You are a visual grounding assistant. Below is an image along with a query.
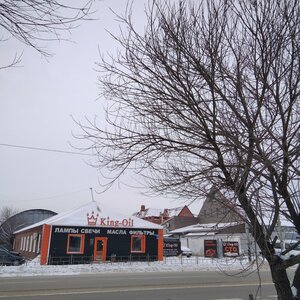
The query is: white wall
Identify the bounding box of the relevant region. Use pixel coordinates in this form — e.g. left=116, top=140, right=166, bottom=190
left=179, top=233, right=254, bottom=257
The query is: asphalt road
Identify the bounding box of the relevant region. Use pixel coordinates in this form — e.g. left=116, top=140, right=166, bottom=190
left=0, top=270, right=279, bottom=300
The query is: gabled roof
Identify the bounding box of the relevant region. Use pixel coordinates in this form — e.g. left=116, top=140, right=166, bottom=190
left=14, top=201, right=162, bottom=234
left=168, top=206, right=188, bottom=217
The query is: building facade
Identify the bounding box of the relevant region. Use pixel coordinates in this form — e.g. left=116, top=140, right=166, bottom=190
left=13, top=201, right=163, bottom=264
left=0, top=209, right=56, bottom=252
left=168, top=187, right=249, bottom=257
left=168, top=187, right=296, bottom=258
left=134, top=204, right=198, bottom=232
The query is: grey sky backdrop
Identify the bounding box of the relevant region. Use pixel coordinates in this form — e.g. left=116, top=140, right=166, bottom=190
left=0, top=0, right=202, bottom=215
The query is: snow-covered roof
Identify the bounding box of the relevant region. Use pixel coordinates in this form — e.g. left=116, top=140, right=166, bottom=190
left=14, top=201, right=162, bottom=234
left=146, top=208, right=163, bottom=217
left=167, top=207, right=185, bottom=217
left=133, top=207, right=166, bottom=218
left=169, top=222, right=240, bottom=234
left=280, top=219, right=294, bottom=227
left=133, top=206, right=188, bottom=219
left=184, top=232, right=217, bottom=237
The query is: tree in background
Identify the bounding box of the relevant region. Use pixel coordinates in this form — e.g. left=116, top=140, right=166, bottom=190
left=0, top=206, right=18, bottom=250
left=79, top=1, right=300, bottom=299
left=0, top=0, right=93, bottom=68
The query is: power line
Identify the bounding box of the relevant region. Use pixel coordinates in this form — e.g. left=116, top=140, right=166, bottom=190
left=0, top=143, right=94, bottom=156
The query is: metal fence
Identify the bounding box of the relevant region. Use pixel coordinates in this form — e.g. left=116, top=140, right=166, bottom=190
left=48, top=254, right=159, bottom=265
left=162, top=255, right=248, bottom=265
left=46, top=254, right=249, bottom=266
left=49, top=255, right=93, bottom=265
left=21, top=253, right=251, bottom=266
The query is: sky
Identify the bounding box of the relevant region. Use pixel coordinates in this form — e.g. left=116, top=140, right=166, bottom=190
left=0, top=0, right=202, bottom=216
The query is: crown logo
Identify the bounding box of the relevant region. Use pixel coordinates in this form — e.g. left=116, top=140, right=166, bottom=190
left=87, top=211, right=99, bottom=226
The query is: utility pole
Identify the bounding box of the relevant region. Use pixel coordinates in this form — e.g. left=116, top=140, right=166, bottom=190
left=90, top=187, right=95, bottom=202
left=245, top=222, right=252, bottom=262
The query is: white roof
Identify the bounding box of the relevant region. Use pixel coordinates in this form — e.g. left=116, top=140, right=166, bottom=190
left=169, top=222, right=240, bottom=234
left=133, top=207, right=166, bottom=218
left=146, top=208, right=163, bottom=216
left=14, top=201, right=162, bottom=234
left=167, top=207, right=185, bottom=217
left=133, top=206, right=189, bottom=218
left=185, top=232, right=217, bottom=237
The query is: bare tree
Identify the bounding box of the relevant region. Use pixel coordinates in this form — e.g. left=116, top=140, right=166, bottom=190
left=79, top=1, right=300, bottom=299
left=0, top=0, right=94, bottom=64
left=0, top=206, right=18, bottom=250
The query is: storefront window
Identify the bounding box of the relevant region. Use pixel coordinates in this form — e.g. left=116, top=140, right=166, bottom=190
left=37, top=234, right=41, bottom=253
left=26, top=236, right=29, bottom=251
left=131, top=235, right=145, bottom=253
left=20, top=237, right=24, bottom=251
left=67, top=234, right=84, bottom=254
left=28, top=236, right=31, bottom=252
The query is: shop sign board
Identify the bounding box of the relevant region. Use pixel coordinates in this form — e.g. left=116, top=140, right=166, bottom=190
left=222, top=241, right=239, bottom=257
left=87, top=211, right=134, bottom=227
left=204, top=239, right=218, bottom=258
left=163, top=238, right=181, bottom=256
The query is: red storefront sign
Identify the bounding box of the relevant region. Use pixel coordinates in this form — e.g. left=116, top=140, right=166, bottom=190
left=222, top=241, right=239, bottom=257
left=204, top=240, right=218, bottom=258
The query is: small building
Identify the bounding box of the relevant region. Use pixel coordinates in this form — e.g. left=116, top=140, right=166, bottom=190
left=13, top=201, right=163, bottom=264
left=133, top=205, right=170, bottom=224
left=167, top=187, right=250, bottom=257
left=198, top=186, right=244, bottom=224
left=169, top=222, right=248, bottom=257
left=134, top=205, right=198, bottom=232
left=0, top=209, right=56, bottom=251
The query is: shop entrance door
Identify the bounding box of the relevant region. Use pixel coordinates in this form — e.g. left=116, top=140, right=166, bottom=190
left=94, top=237, right=107, bottom=261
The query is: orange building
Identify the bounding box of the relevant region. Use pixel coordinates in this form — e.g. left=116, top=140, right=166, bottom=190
left=13, top=201, right=163, bottom=265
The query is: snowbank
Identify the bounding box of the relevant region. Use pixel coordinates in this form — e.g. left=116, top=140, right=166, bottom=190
left=0, top=256, right=270, bottom=277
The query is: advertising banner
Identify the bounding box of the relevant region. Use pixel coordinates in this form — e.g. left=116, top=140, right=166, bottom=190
left=163, top=238, right=181, bottom=257
left=204, top=240, right=218, bottom=258
left=222, top=241, right=239, bottom=257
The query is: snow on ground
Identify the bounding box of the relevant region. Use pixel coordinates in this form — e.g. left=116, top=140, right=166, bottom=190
left=0, top=256, right=270, bottom=277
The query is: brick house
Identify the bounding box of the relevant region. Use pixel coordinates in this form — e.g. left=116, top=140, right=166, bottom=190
left=133, top=205, right=198, bottom=232
left=198, top=186, right=244, bottom=224
left=167, top=187, right=249, bottom=257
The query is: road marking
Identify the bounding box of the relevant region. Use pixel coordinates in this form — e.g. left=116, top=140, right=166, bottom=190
left=0, top=282, right=274, bottom=298
left=213, top=297, right=278, bottom=300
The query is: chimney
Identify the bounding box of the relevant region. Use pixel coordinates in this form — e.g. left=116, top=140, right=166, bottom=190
left=141, top=205, right=146, bottom=211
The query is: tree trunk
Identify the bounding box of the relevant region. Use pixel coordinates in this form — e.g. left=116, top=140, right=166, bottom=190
left=269, top=258, right=293, bottom=300
left=292, top=264, right=300, bottom=299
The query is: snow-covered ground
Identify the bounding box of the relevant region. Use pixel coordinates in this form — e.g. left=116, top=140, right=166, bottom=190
left=0, top=256, right=270, bottom=277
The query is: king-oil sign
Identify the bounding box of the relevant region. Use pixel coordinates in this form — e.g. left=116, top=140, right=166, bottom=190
left=222, top=241, right=239, bottom=257
left=87, top=211, right=134, bottom=227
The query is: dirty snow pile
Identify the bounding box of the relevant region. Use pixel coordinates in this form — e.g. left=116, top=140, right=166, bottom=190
left=0, top=256, right=269, bottom=277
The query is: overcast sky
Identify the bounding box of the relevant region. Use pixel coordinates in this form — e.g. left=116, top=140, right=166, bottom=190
left=0, top=0, right=202, bottom=216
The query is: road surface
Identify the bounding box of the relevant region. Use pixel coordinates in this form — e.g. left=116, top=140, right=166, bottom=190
left=0, top=270, right=281, bottom=299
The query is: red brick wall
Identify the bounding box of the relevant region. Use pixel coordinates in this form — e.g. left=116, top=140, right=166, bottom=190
left=178, top=206, right=194, bottom=217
